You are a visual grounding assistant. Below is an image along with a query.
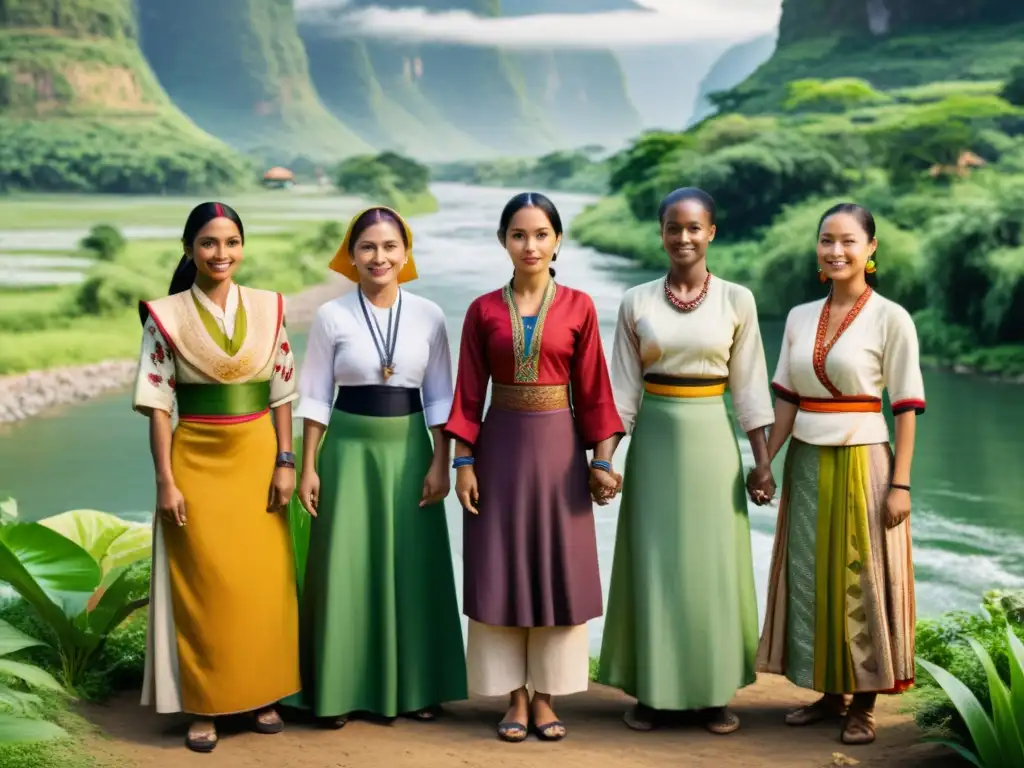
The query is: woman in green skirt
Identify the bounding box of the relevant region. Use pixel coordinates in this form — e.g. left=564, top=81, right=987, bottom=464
left=597, top=187, right=776, bottom=733
left=292, top=206, right=467, bottom=727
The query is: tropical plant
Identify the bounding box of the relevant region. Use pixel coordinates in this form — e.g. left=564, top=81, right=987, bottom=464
left=0, top=508, right=151, bottom=690
left=0, top=618, right=67, bottom=745
left=917, top=622, right=1024, bottom=767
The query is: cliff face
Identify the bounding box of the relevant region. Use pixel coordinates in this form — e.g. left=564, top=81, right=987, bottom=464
left=691, top=33, right=777, bottom=124
left=136, top=0, right=370, bottom=160
left=0, top=0, right=250, bottom=192
left=778, top=0, right=1024, bottom=44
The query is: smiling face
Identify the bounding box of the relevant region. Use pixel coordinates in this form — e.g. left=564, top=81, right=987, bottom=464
left=817, top=212, right=877, bottom=283
left=351, top=220, right=407, bottom=287
left=188, top=217, right=243, bottom=284
left=661, top=199, right=715, bottom=270
left=501, top=205, right=561, bottom=277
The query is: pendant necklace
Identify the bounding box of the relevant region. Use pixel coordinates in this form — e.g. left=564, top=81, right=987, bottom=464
left=358, top=287, right=402, bottom=381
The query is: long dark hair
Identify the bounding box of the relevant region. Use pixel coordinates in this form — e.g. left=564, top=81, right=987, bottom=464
left=658, top=186, right=717, bottom=227
left=498, top=192, right=563, bottom=278
left=138, top=201, right=244, bottom=326
left=348, top=207, right=409, bottom=253
left=817, top=202, right=878, bottom=288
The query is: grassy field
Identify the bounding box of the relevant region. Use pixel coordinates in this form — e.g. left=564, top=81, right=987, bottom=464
left=0, top=191, right=364, bottom=375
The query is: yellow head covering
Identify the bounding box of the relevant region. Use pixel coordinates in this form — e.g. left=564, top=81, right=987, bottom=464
left=328, top=205, right=419, bottom=284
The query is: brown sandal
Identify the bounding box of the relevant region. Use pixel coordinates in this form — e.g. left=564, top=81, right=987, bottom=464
left=185, top=722, right=218, bottom=753
left=253, top=707, right=284, bottom=734
left=785, top=695, right=849, bottom=726
left=703, top=707, right=740, bottom=735
left=841, top=707, right=876, bottom=745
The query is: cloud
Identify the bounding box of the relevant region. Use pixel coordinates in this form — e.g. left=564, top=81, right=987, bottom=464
left=297, top=0, right=782, bottom=50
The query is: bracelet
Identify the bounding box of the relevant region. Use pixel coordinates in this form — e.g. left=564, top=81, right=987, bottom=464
left=890, top=483, right=911, bottom=492
left=590, top=459, right=612, bottom=473
left=452, top=456, right=475, bottom=469
left=276, top=451, right=296, bottom=469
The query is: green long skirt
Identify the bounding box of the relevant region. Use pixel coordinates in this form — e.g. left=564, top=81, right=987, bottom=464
left=597, top=393, right=759, bottom=710
left=285, top=408, right=467, bottom=718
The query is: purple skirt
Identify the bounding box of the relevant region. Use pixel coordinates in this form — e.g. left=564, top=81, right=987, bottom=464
left=463, top=406, right=603, bottom=627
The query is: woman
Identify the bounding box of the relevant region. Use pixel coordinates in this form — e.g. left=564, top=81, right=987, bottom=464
left=293, top=207, right=466, bottom=727
left=754, top=203, right=924, bottom=745
left=133, top=202, right=299, bottom=753
left=597, top=187, right=776, bottom=734
left=446, top=192, right=623, bottom=742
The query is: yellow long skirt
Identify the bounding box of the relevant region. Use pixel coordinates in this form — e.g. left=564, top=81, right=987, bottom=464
left=163, top=413, right=300, bottom=716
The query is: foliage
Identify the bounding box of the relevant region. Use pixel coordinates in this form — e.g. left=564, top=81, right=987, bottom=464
left=0, top=619, right=67, bottom=746
left=1003, top=64, right=1024, bottom=107
left=913, top=590, right=1024, bottom=766
left=77, top=225, right=125, bottom=262
left=0, top=508, right=150, bottom=691
left=784, top=78, right=889, bottom=113
left=333, top=152, right=438, bottom=215
left=431, top=149, right=611, bottom=195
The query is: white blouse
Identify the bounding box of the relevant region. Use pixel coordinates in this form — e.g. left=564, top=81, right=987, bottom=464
left=190, top=282, right=240, bottom=341
left=772, top=291, right=926, bottom=447
left=295, top=289, right=454, bottom=427
left=610, top=276, right=775, bottom=435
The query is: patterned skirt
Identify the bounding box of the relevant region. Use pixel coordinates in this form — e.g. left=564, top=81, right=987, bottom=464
left=757, top=439, right=916, bottom=694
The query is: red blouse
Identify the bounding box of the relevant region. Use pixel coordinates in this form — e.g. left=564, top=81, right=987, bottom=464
left=445, top=284, right=624, bottom=448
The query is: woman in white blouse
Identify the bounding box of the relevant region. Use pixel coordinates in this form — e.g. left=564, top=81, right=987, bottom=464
left=755, top=203, right=925, bottom=746
left=290, top=206, right=467, bottom=727
left=597, top=187, right=776, bottom=734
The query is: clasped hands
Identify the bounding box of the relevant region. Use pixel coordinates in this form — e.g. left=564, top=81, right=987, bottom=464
left=589, top=465, right=622, bottom=506
left=745, top=463, right=776, bottom=507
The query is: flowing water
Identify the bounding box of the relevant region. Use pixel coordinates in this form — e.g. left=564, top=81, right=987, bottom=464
left=2, top=183, right=1022, bottom=651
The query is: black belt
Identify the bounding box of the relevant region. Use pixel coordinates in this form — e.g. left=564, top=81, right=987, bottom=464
left=333, top=385, right=423, bottom=417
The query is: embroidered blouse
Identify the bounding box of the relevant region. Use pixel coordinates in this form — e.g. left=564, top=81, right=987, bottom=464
left=132, top=284, right=297, bottom=416
left=445, top=281, right=624, bottom=448
left=771, top=289, right=926, bottom=447
left=609, top=276, right=775, bottom=435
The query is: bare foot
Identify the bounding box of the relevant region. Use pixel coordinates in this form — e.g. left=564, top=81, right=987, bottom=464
left=785, top=693, right=849, bottom=726
left=186, top=719, right=217, bottom=752
left=531, top=693, right=566, bottom=740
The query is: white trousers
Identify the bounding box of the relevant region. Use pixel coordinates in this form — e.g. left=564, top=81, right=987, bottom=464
left=466, top=619, right=590, bottom=697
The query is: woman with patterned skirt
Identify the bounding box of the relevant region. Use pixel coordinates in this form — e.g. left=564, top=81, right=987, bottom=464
left=291, top=207, right=466, bottom=727
left=754, top=203, right=925, bottom=746
left=133, top=202, right=300, bottom=753
left=446, top=192, right=624, bottom=743
left=597, top=187, right=776, bottom=734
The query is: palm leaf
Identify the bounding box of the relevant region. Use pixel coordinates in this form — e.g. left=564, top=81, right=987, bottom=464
left=918, top=657, right=1003, bottom=767
left=0, top=618, right=47, bottom=656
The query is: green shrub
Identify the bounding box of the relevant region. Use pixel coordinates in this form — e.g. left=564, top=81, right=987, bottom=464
left=784, top=77, right=889, bottom=113
left=1001, top=64, right=1024, bottom=107
left=78, top=225, right=125, bottom=262
left=73, top=263, right=163, bottom=316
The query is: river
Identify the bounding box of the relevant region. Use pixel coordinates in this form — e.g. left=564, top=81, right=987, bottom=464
left=2, top=183, right=1022, bottom=651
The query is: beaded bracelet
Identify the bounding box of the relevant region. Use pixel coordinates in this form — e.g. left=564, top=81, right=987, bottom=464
left=452, top=456, right=475, bottom=469
left=590, top=459, right=613, bottom=473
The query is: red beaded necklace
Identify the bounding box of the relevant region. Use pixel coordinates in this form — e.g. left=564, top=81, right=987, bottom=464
left=664, top=272, right=711, bottom=313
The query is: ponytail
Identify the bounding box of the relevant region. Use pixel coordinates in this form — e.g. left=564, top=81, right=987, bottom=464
left=138, top=253, right=196, bottom=326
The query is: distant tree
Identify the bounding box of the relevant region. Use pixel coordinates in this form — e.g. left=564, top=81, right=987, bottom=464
left=1001, top=64, right=1024, bottom=107
left=79, top=224, right=125, bottom=261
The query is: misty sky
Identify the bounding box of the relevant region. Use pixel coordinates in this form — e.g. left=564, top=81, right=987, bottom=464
left=295, top=0, right=783, bottom=49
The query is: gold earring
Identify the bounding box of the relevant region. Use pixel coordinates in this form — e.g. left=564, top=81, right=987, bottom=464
left=865, top=259, right=876, bottom=274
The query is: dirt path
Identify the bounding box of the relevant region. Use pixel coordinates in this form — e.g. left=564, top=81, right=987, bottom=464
left=80, top=676, right=962, bottom=768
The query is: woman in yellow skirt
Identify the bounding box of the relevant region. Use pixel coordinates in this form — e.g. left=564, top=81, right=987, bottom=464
left=133, top=202, right=301, bottom=752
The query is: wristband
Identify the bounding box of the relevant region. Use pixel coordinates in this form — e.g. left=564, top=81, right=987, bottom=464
left=890, top=483, right=910, bottom=492
left=453, top=456, right=475, bottom=469
left=276, top=451, right=296, bottom=468
left=590, top=459, right=612, bottom=473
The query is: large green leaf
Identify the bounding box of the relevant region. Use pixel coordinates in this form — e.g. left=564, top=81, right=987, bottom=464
left=38, top=510, right=151, bottom=578
left=0, top=618, right=47, bottom=657
left=82, top=565, right=148, bottom=639
left=0, top=497, right=17, bottom=525
left=0, top=686, right=42, bottom=714
left=969, top=637, right=1024, bottom=765
left=0, top=713, right=66, bottom=744
left=0, top=659, right=65, bottom=695
left=1007, top=627, right=1024, bottom=732
left=0, top=523, right=98, bottom=648
left=919, top=657, right=1004, bottom=767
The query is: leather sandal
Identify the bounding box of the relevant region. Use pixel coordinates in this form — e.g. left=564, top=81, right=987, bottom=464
left=785, top=695, right=849, bottom=726
left=252, top=708, right=284, bottom=734
left=532, top=720, right=567, bottom=741
left=496, top=720, right=528, bottom=742
left=841, top=707, right=876, bottom=745
left=703, top=707, right=740, bottom=734
left=185, top=723, right=218, bottom=753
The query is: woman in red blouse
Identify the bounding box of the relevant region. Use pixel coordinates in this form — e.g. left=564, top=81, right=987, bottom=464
left=446, top=192, right=624, bottom=743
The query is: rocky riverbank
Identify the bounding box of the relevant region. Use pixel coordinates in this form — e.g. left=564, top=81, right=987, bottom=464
left=0, top=276, right=354, bottom=425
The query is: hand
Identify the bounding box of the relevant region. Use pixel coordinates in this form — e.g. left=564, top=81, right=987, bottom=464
left=420, top=459, right=451, bottom=508
left=745, top=464, right=776, bottom=506
left=456, top=466, right=480, bottom=515
left=298, top=471, right=320, bottom=518
left=885, top=487, right=911, bottom=528
left=267, top=466, right=295, bottom=513
left=589, top=467, right=621, bottom=506
left=156, top=478, right=186, bottom=527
